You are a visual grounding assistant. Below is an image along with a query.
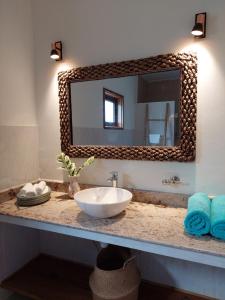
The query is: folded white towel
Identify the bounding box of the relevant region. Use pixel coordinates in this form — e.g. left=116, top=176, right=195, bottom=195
left=19, top=183, right=34, bottom=197
left=25, top=185, right=37, bottom=197
left=34, top=181, right=46, bottom=195
left=19, top=182, right=49, bottom=198
left=42, top=186, right=49, bottom=194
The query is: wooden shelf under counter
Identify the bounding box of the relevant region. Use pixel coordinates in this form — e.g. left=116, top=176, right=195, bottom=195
left=1, top=254, right=211, bottom=300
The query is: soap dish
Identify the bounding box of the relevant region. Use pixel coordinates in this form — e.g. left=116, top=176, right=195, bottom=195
left=16, top=188, right=51, bottom=207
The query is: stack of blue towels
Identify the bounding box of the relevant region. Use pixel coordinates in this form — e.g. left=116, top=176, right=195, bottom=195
left=184, top=192, right=225, bottom=240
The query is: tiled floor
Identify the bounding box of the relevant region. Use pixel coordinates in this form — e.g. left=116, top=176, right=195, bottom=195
left=0, top=289, right=31, bottom=300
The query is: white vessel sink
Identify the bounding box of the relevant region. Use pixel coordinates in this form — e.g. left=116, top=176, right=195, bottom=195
left=74, top=187, right=132, bottom=218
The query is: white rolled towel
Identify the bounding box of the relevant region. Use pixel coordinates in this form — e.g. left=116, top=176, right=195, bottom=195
left=34, top=181, right=46, bottom=195
left=42, top=186, right=49, bottom=194
left=19, top=183, right=34, bottom=197
left=20, top=183, right=37, bottom=198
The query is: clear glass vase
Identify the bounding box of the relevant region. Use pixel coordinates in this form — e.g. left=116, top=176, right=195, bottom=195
left=68, top=176, right=80, bottom=198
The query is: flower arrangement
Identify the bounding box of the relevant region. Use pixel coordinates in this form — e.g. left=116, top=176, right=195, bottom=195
left=57, top=152, right=95, bottom=177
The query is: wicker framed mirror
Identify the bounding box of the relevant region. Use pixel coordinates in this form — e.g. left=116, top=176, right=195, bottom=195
left=58, top=53, right=197, bottom=161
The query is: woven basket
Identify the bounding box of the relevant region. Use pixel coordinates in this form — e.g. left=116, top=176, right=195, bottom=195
left=16, top=188, right=51, bottom=206
left=89, top=246, right=141, bottom=300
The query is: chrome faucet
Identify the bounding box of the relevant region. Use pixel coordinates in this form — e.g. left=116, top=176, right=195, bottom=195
left=107, top=171, right=118, bottom=188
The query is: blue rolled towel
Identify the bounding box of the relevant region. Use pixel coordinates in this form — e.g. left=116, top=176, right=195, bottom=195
left=210, top=195, right=225, bottom=240
left=184, top=192, right=211, bottom=236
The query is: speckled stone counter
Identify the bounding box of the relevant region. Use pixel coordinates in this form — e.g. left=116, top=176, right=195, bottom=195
left=0, top=191, right=225, bottom=262
left=0, top=181, right=188, bottom=208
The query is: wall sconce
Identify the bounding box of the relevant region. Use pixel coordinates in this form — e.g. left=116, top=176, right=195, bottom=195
left=50, top=41, right=62, bottom=61
left=191, top=12, right=207, bottom=38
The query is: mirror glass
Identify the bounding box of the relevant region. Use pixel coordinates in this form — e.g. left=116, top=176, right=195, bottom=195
left=71, top=69, right=181, bottom=147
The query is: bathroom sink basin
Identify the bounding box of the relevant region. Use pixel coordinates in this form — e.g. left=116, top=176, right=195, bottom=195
left=74, top=187, right=132, bottom=218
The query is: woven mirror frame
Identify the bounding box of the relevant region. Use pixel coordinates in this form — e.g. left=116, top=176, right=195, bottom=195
left=58, top=53, right=197, bottom=161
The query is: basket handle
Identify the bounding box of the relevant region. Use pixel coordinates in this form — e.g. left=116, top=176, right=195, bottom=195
left=123, top=255, right=136, bottom=270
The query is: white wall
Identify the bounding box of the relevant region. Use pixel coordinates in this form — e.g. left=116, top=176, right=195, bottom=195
left=0, top=0, right=39, bottom=190
left=32, top=0, right=225, bottom=196
left=1, top=1, right=225, bottom=298
left=0, top=0, right=40, bottom=290
left=0, top=223, right=39, bottom=282
left=31, top=1, right=225, bottom=299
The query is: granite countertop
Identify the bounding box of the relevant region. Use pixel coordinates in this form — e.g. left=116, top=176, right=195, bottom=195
left=0, top=191, right=225, bottom=259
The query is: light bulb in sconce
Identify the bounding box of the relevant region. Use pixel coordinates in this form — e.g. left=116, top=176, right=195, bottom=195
left=50, top=41, right=62, bottom=61
left=191, top=13, right=207, bottom=38
left=191, top=23, right=204, bottom=37
left=50, top=49, right=60, bottom=60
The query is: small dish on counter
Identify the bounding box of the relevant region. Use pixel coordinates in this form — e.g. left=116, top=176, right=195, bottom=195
left=74, top=187, right=132, bottom=218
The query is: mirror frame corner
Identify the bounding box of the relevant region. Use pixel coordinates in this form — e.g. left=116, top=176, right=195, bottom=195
left=58, top=52, right=197, bottom=162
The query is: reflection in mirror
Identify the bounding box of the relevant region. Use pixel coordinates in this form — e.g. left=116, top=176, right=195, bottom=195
left=103, top=88, right=124, bottom=129
left=71, top=69, right=181, bottom=147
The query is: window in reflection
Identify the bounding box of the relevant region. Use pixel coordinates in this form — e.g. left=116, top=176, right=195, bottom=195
left=105, top=100, right=115, bottom=123
left=103, top=88, right=124, bottom=129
